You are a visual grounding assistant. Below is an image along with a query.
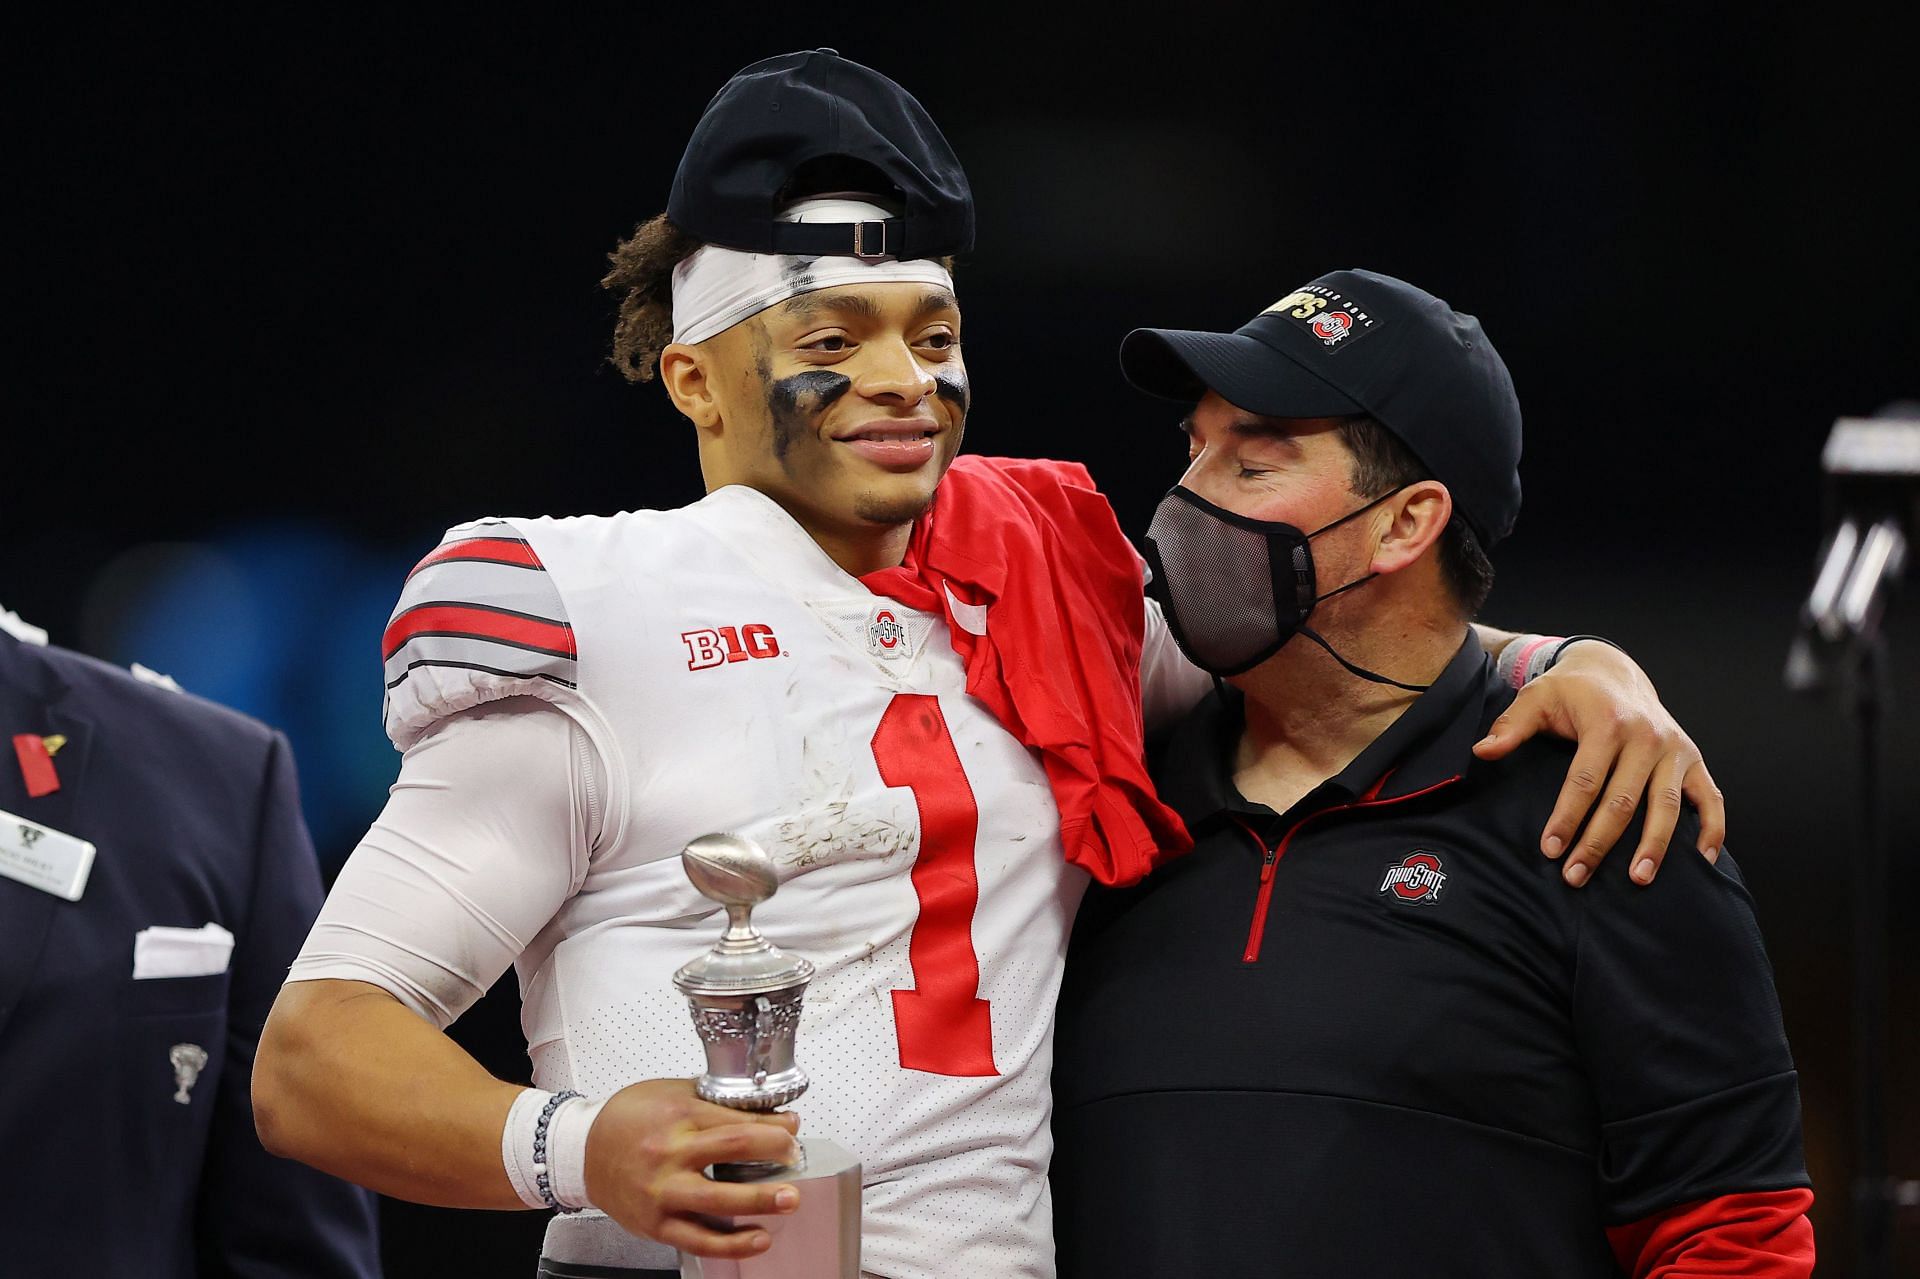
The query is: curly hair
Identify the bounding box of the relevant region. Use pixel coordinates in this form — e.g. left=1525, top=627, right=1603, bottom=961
left=600, top=213, right=704, bottom=383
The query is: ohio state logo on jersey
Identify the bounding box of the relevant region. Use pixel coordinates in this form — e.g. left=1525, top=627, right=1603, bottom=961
left=682, top=624, right=781, bottom=670
left=1379, top=851, right=1447, bottom=904
left=866, top=606, right=907, bottom=658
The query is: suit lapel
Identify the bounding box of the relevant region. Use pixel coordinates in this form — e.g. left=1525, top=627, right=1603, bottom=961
left=0, top=639, right=95, bottom=1043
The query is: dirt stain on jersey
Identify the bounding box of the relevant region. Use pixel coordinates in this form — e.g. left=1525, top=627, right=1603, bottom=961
left=777, top=729, right=919, bottom=868
left=777, top=791, right=917, bottom=868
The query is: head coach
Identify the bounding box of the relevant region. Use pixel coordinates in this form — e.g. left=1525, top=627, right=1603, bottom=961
left=1050, top=270, right=1815, bottom=1277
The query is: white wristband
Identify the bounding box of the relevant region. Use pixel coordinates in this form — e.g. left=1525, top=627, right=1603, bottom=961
left=502, top=1087, right=607, bottom=1212
left=549, top=1093, right=606, bottom=1210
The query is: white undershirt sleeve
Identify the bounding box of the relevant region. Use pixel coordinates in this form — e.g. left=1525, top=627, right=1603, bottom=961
left=1140, top=593, right=1213, bottom=737
left=287, top=696, right=601, bottom=1029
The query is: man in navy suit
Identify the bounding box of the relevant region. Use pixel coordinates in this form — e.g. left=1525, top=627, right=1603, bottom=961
left=0, top=608, right=381, bottom=1277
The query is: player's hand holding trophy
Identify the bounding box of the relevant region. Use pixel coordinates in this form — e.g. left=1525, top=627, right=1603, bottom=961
left=673, top=834, right=861, bottom=1278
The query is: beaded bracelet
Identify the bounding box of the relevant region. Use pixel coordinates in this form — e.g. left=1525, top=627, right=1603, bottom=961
left=533, top=1089, right=583, bottom=1211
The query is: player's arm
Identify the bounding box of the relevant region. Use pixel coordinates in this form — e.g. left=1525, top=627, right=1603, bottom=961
left=1470, top=627, right=1727, bottom=887
left=254, top=702, right=799, bottom=1259
left=261, top=981, right=800, bottom=1249
left=257, top=977, right=529, bottom=1206
left=1571, top=818, right=1814, bottom=1278
left=1140, top=594, right=1213, bottom=735
left=1146, top=601, right=1727, bottom=882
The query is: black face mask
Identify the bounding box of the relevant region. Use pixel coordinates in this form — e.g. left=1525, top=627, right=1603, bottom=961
left=1143, top=485, right=1433, bottom=691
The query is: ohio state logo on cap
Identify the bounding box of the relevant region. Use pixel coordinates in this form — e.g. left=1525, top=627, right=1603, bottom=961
left=1310, top=311, right=1353, bottom=342
left=1263, top=283, right=1381, bottom=352
left=1378, top=851, right=1447, bottom=904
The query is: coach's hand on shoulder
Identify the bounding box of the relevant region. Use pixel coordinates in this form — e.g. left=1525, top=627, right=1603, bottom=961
left=1472, top=640, right=1726, bottom=889
left=586, top=1079, right=802, bottom=1258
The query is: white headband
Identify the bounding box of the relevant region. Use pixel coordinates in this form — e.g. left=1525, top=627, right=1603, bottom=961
left=670, top=197, right=956, bottom=347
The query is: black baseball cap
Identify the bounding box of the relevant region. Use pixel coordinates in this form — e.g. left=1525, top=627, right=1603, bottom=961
left=668, top=49, right=973, bottom=262
left=1121, top=269, right=1523, bottom=546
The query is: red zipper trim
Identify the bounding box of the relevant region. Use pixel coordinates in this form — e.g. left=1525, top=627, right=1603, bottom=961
left=1230, top=818, right=1280, bottom=962
left=1235, top=771, right=1464, bottom=963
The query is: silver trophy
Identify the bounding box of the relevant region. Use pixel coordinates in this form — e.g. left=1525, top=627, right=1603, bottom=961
left=673, top=834, right=861, bottom=1279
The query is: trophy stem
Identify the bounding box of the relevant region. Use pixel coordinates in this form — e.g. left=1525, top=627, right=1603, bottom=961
left=720, top=903, right=758, bottom=947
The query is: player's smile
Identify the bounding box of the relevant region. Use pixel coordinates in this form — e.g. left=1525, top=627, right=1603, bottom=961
left=831, top=416, right=943, bottom=471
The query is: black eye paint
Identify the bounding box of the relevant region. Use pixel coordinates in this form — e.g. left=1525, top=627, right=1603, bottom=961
left=766, top=370, right=853, bottom=462
left=933, top=369, right=971, bottom=416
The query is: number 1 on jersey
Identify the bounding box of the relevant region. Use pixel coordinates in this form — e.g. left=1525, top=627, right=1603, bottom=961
left=871, top=693, right=999, bottom=1077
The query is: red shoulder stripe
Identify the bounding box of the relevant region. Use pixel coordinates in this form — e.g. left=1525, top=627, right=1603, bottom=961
left=408, top=536, right=544, bottom=578
left=382, top=603, right=576, bottom=661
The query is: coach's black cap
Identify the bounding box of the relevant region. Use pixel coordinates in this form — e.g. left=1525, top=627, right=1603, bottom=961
left=668, top=49, right=973, bottom=261
left=1122, top=269, right=1523, bottom=546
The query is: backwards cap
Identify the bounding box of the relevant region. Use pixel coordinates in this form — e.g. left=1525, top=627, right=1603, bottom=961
left=668, top=48, right=973, bottom=262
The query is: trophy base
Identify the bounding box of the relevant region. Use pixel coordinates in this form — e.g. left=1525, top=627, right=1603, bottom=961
left=680, top=1137, right=861, bottom=1279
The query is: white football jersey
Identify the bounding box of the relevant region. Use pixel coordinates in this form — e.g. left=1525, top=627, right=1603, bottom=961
left=380, top=482, right=1088, bottom=1279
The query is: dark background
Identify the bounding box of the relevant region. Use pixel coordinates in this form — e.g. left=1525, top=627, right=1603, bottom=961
left=13, top=9, right=1918, bottom=1275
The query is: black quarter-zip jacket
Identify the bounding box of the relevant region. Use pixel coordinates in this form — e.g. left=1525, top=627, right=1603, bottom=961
left=1051, top=636, right=1809, bottom=1277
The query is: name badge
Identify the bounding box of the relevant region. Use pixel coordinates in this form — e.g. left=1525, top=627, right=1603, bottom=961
left=0, top=808, right=95, bottom=901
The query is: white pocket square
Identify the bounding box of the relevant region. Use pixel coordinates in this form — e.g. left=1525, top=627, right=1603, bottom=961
left=133, top=923, right=235, bottom=979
